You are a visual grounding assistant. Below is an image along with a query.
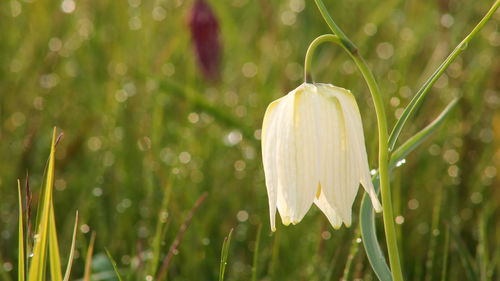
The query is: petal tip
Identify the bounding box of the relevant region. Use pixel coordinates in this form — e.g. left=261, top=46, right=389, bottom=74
left=332, top=222, right=342, bottom=230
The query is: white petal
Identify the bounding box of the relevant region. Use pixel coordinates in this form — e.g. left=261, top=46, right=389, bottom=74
left=261, top=96, right=286, bottom=231
left=291, top=84, right=321, bottom=223
left=314, top=186, right=343, bottom=229
left=276, top=84, right=320, bottom=225
left=329, top=85, right=383, bottom=213
left=275, top=91, right=296, bottom=225
left=316, top=88, right=352, bottom=225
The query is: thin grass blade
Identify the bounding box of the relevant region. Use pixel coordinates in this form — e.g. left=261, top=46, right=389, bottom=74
left=29, top=127, right=57, bottom=281
left=449, top=225, right=479, bottom=281
left=342, top=229, right=362, bottom=281
left=251, top=224, right=262, bottom=281
left=155, top=192, right=207, bottom=281
left=25, top=171, right=32, bottom=274
left=83, top=231, right=96, bottom=281
left=62, top=211, right=79, bottom=281
left=105, top=248, right=123, bottom=281
left=48, top=200, right=63, bottom=281
left=219, top=228, right=233, bottom=281
left=388, top=0, right=500, bottom=151
left=440, top=226, right=450, bottom=281
left=148, top=176, right=173, bottom=277
left=18, top=180, right=26, bottom=281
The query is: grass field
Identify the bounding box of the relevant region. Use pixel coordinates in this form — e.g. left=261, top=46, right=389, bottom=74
left=1, top=0, right=500, bottom=280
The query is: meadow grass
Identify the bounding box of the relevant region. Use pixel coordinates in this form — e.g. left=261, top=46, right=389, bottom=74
left=1, top=0, right=500, bottom=280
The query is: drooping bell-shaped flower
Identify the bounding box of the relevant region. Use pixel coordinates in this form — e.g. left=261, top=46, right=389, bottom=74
left=188, top=0, right=221, bottom=81
left=261, top=83, right=382, bottom=231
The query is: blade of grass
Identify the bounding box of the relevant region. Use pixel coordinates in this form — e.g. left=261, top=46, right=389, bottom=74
left=25, top=171, right=32, bottom=274
left=360, top=98, right=458, bottom=281
left=342, top=229, right=362, bottom=281
left=440, top=226, right=450, bottom=281
left=424, top=184, right=443, bottom=281
left=155, top=192, right=208, bottom=281
left=33, top=133, right=63, bottom=238
left=387, top=0, right=500, bottom=151
left=18, top=179, right=26, bottom=281
left=219, top=228, right=234, bottom=281
left=251, top=224, right=262, bottom=281
left=48, top=200, right=63, bottom=281
left=29, top=127, right=57, bottom=281
left=83, top=231, right=96, bottom=281
left=322, top=240, right=343, bottom=281
left=62, top=211, right=79, bottom=281
left=268, top=226, right=280, bottom=279
left=448, top=224, right=479, bottom=281
left=104, top=248, right=123, bottom=281
left=148, top=175, right=174, bottom=277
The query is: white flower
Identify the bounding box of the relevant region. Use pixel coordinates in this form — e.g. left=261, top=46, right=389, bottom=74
left=261, top=83, right=382, bottom=231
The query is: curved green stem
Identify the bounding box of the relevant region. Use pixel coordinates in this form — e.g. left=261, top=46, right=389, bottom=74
left=313, top=1, right=403, bottom=280
left=304, top=35, right=342, bottom=83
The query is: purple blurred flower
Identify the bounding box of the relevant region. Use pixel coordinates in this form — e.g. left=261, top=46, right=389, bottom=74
left=188, top=0, right=221, bottom=81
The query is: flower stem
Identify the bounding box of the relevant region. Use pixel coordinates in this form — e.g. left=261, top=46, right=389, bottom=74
left=304, top=35, right=341, bottom=83
left=312, top=1, right=404, bottom=280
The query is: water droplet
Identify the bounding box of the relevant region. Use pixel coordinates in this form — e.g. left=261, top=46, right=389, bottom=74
left=460, top=42, right=468, bottom=50
left=356, top=238, right=362, bottom=243
left=395, top=158, right=406, bottom=167
left=370, top=169, right=377, bottom=176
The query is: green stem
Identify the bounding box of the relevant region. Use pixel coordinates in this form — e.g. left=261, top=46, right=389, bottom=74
left=313, top=1, right=403, bottom=280
left=304, top=35, right=341, bottom=83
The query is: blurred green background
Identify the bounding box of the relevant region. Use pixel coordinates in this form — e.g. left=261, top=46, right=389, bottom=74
left=1, top=0, right=500, bottom=280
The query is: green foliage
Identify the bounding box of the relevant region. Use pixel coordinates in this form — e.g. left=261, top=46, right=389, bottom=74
left=14, top=128, right=79, bottom=281
left=1, top=0, right=500, bottom=280
left=219, top=229, right=233, bottom=281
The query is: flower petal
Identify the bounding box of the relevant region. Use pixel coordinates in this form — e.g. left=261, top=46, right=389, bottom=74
left=261, top=96, right=286, bottom=231
left=314, top=185, right=343, bottom=229
left=276, top=91, right=297, bottom=225
left=316, top=87, right=353, bottom=225
left=328, top=84, right=383, bottom=213
left=290, top=85, right=321, bottom=224
left=275, top=84, right=320, bottom=225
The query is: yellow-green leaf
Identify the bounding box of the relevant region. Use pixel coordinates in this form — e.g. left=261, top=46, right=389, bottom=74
left=18, top=180, right=25, bottom=281
left=63, top=211, right=79, bottom=281
left=29, top=127, right=57, bottom=281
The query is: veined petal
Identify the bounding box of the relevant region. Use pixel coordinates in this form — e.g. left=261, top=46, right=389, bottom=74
left=314, top=185, right=343, bottom=229
left=276, top=91, right=297, bottom=225
left=261, top=96, right=286, bottom=231
left=290, top=84, right=321, bottom=224
left=316, top=88, right=352, bottom=225
left=276, top=84, right=320, bottom=225
left=325, top=84, right=383, bottom=213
